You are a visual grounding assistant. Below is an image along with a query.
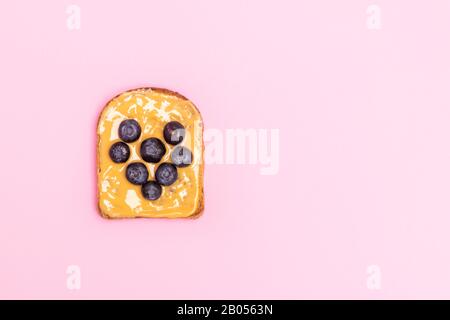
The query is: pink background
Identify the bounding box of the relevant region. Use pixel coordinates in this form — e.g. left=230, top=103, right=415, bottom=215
left=1, top=0, right=450, bottom=299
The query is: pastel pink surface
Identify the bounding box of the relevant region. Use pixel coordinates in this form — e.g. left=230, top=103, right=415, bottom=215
left=1, top=0, right=450, bottom=299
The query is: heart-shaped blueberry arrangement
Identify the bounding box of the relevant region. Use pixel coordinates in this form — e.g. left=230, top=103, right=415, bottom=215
left=109, top=119, right=193, bottom=200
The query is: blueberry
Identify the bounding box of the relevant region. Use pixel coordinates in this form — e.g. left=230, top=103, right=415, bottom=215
left=163, top=121, right=185, bottom=145
left=155, top=163, right=178, bottom=186
left=109, top=142, right=130, bottom=163
left=119, top=119, right=141, bottom=143
left=171, top=146, right=193, bottom=167
left=140, top=138, right=166, bottom=163
left=141, top=181, right=162, bottom=200
left=126, top=162, right=149, bottom=185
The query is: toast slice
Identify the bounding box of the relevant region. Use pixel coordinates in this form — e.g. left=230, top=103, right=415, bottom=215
left=97, top=88, right=204, bottom=219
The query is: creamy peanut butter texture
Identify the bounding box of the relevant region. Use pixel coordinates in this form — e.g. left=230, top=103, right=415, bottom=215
left=97, top=88, right=204, bottom=218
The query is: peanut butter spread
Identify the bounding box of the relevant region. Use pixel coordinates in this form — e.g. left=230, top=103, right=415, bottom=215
left=97, top=88, right=204, bottom=218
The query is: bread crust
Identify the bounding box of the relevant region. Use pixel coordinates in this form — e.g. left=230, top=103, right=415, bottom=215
left=97, top=87, right=204, bottom=219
